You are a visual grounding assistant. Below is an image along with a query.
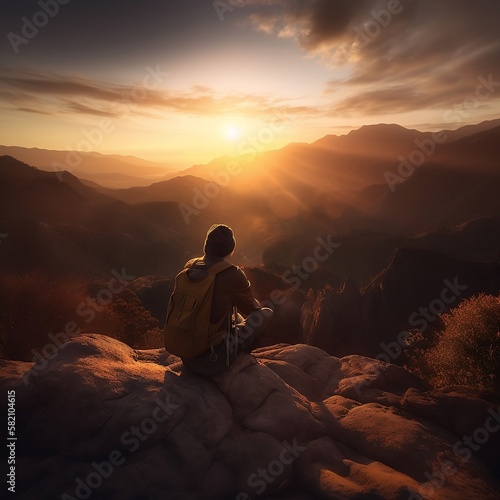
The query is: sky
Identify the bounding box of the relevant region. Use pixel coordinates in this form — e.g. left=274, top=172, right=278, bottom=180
left=0, top=0, right=499, bottom=167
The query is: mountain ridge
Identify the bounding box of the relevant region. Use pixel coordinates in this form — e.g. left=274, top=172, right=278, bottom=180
left=3, top=118, right=499, bottom=190
left=0, top=146, right=174, bottom=188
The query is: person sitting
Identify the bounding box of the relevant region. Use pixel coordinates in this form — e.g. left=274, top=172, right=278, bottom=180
left=165, top=224, right=273, bottom=376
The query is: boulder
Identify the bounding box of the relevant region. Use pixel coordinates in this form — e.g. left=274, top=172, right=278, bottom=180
left=1, top=334, right=499, bottom=499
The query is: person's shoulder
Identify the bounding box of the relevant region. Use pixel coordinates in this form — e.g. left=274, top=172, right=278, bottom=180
left=222, top=263, right=244, bottom=274
left=222, top=264, right=250, bottom=283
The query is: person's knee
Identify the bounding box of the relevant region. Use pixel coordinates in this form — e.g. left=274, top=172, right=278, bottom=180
left=260, top=307, right=273, bottom=328
left=246, top=308, right=272, bottom=329
left=261, top=307, right=273, bottom=318
left=250, top=307, right=273, bottom=338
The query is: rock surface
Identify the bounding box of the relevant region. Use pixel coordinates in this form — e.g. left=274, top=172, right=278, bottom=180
left=1, top=334, right=499, bottom=499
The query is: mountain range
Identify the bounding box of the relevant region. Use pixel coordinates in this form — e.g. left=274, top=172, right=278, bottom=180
left=1, top=118, right=499, bottom=359
left=0, top=145, right=175, bottom=188
left=1, top=120, right=500, bottom=499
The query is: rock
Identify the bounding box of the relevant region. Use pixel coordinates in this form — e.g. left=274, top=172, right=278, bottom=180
left=1, top=334, right=499, bottom=499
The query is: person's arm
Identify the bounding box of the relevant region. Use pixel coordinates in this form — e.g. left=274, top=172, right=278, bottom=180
left=231, top=267, right=261, bottom=316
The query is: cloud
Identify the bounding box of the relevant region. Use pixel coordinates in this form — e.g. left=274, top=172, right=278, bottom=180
left=63, top=101, right=124, bottom=118
left=325, top=71, right=498, bottom=117
left=242, top=0, right=500, bottom=116
left=327, top=85, right=459, bottom=117
left=0, top=69, right=145, bottom=117
left=244, top=0, right=370, bottom=54
left=16, top=107, right=55, bottom=116
left=0, top=68, right=322, bottom=121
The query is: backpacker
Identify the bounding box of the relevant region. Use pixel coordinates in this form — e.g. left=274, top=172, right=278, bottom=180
left=164, top=259, right=233, bottom=358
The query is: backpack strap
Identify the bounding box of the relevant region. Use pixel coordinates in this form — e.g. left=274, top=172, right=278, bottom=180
left=184, top=259, right=232, bottom=275
left=206, top=260, right=233, bottom=275
left=184, top=257, right=202, bottom=269
left=225, top=304, right=238, bottom=367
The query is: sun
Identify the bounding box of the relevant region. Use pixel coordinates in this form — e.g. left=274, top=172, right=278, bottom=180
left=224, top=125, right=241, bottom=142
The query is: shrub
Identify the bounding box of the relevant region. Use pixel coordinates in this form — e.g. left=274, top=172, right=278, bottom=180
left=0, top=272, right=163, bottom=361
left=0, top=271, right=88, bottom=361
left=406, top=294, right=500, bottom=395
left=96, top=289, right=160, bottom=348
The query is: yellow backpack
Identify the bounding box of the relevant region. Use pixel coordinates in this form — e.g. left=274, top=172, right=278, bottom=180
left=164, top=260, right=232, bottom=358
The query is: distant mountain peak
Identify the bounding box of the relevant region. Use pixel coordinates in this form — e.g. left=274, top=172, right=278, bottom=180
left=352, top=122, right=411, bottom=133
left=348, top=123, right=422, bottom=140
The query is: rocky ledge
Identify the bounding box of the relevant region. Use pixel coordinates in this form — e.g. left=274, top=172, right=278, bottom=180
left=1, top=334, right=499, bottom=499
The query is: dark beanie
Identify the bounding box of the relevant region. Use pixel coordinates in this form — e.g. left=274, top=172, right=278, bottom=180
left=204, top=224, right=236, bottom=258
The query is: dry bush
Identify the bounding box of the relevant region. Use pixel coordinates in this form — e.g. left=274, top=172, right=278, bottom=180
left=95, top=288, right=160, bottom=348
left=0, top=272, right=163, bottom=361
left=0, top=271, right=87, bottom=361
left=406, top=294, right=500, bottom=395
left=135, top=327, right=164, bottom=349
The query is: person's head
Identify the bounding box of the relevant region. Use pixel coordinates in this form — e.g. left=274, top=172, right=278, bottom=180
left=203, top=224, right=236, bottom=259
